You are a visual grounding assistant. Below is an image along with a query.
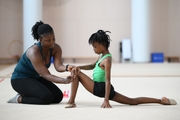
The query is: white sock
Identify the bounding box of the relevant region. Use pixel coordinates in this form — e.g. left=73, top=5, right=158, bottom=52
left=7, top=94, right=20, bottom=103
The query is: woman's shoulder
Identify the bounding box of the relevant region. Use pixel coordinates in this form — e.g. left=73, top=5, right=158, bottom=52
left=50, top=43, right=62, bottom=56
left=54, top=43, right=61, bottom=48
left=27, top=44, right=39, bottom=52
left=26, top=44, right=40, bottom=58
left=52, top=43, right=62, bottom=52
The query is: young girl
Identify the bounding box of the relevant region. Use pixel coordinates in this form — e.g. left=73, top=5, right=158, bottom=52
left=65, top=30, right=177, bottom=108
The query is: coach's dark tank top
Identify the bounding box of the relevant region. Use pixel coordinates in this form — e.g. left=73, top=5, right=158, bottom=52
left=11, top=42, right=52, bottom=80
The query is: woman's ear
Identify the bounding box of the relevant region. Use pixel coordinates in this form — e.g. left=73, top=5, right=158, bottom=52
left=39, top=37, right=42, bottom=42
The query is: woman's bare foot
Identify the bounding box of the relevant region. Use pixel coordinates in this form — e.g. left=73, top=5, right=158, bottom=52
left=161, top=97, right=177, bottom=105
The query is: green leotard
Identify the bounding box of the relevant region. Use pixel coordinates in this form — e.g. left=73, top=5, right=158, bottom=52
left=93, top=54, right=112, bottom=82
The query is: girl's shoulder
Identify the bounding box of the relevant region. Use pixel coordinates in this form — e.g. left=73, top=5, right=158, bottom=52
left=98, top=53, right=112, bottom=64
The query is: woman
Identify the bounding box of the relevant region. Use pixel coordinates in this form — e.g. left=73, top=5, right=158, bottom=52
left=8, top=21, right=74, bottom=105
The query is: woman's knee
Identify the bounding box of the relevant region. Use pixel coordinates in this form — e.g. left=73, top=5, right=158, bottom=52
left=53, top=90, right=63, bottom=103
left=41, top=93, right=54, bottom=104
left=40, top=93, right=63, bottom=104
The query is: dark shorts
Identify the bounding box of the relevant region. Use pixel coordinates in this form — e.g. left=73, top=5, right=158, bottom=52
left=93, top=82, right=116, bottom=100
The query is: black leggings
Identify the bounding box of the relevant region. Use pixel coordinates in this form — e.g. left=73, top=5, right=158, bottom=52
left=11, top=77, right=63, bottom=105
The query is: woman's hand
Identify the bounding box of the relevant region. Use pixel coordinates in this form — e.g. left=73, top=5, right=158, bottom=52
left=63, top=75, right=74, bottom=84
left=101, top=99, right=112, bottom=108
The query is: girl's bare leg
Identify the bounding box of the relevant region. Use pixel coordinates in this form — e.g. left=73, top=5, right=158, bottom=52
left=66, top=72, right=94, bottom=105
left=67, top=71, right=177, bottom=106
left=112, top=92, right=175, bottom=105
left=66, top=76, right=79, bottom=104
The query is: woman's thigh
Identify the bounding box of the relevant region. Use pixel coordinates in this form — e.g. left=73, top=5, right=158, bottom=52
left=11, top=78, right=52, bottom=98
left=11, top=78, right=56, bottom=104
left=38, top=77, right=63, bottom=103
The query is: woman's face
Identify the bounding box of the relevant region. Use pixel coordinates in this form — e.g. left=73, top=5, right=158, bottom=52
left=40, top=33, right=55, bottom=49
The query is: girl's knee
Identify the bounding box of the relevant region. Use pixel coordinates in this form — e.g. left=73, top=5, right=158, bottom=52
left=129, top=99, right=138, bottom=105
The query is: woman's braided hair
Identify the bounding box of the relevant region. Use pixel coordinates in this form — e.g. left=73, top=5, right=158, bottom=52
left=31, top=21, right=54, bottom=41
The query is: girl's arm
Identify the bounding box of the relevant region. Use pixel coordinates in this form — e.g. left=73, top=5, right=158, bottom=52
left=70, top=59, right=98, bottom=77
left=77, top=56, right=99, bottom=70
left=70, top=58, right=98, bottom=78
left=77, top=62, right=96, bottom=70
left=101, top=57, right=112, bottom=108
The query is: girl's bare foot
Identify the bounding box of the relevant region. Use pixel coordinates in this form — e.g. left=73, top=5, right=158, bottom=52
left=64, top=103, right=76, bottom=108
left=161, top=97, right=177, bottom=105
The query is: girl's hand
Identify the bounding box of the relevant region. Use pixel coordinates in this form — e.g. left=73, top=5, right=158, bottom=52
left=67, top=65, right=75, bottom=72
left=71, top=67, right=81, bottom=78
left=101, top=99, right=112, bottom=108
left=74, top=66, right=81, bottom=74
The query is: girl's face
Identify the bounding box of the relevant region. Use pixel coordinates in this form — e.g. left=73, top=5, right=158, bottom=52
left=92, top=42, right=104, bottom=54
left=40, top=33, right=55, bottom=49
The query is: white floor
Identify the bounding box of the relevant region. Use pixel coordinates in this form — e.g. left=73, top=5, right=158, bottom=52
left=0, top=63, right=180, bottom=120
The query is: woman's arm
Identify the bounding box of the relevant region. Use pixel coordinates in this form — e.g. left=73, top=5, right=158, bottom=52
left=27, top=46, right=72, bottom=84
left=52, top=44, right=67, bottom=72
left=52, top=44, right=75, bottom=72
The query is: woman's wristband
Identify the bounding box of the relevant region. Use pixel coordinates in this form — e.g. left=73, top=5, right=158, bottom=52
left=65, top=64, right=69, bottom=71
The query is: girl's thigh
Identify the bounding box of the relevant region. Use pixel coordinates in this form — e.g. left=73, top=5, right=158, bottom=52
left=78, top=72, right=94, bottom=93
